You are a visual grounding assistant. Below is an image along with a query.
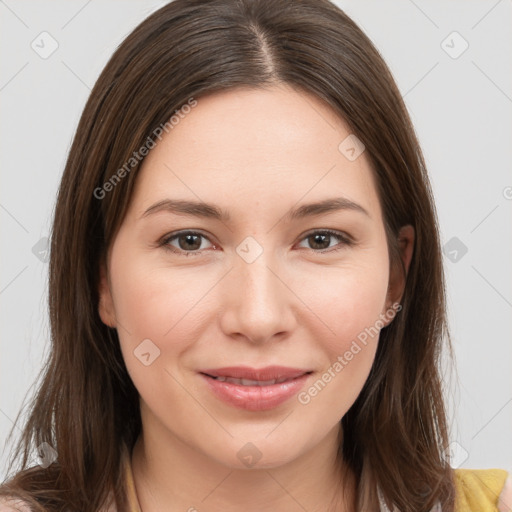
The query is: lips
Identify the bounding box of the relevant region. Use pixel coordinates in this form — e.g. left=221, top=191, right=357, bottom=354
left=199, top=366, right=311, bottom=383
left=198, top=366, right=313, bottom=411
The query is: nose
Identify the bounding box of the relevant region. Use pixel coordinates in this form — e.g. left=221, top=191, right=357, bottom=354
left=218, top=246, right=297, bottom=345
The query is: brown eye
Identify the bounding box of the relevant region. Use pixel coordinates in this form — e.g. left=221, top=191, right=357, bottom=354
left=176, top=233, right=202, bottom=251
left=307, top=233, right=331, bottom=250
left=297, top=230, right=353, bottom=252
left=161, top=231, right=214, bottom=255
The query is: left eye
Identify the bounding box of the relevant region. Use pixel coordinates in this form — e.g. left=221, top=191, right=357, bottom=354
left=160, top=229, right=352, bottom=256
left=296, top=230, right=353, bottom=252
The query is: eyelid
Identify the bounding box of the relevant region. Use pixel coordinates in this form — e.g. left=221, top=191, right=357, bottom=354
left=299, top=228, right=354, bottom=246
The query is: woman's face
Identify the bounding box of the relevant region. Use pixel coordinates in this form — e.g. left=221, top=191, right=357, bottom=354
left=99, top=84, right=410, bottom=469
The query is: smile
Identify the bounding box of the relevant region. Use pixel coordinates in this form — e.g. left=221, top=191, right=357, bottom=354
left=198, top=366, right=313, bottom=411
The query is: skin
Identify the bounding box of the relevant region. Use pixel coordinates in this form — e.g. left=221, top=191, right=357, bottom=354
left=98, top=84, right=414, bottom=512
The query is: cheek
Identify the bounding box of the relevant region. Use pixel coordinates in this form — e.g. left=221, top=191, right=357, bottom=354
left=304, top=258, right=389, bottom=353
left=110, top=252, right=208, bottom=343
left=296, top=254, right=389, bottom=399
left=107, top=243, right=218, bottom=396
left=109, top=260, right=211, bottom=418
left=295, top=270, right=388, bottom=419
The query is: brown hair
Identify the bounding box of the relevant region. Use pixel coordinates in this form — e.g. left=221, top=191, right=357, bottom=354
left=1, top=0, right=455, bottom=510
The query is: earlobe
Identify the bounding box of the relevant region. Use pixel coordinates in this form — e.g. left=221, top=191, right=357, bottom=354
left=98, top=263, right=117, bottom=328
left=382, top=224, right=415, bottom=325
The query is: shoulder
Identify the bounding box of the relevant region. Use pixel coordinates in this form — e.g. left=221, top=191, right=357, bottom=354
left=454, top=468, right=511, bottom=512
left=498, top=472, right=512, bottom=512
left=0, top=494, right=118, bottom=512
left=0, top=497, right=33, bottom=512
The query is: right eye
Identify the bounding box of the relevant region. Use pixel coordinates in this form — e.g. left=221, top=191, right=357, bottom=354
left=160, top=230, right=217, bottom=256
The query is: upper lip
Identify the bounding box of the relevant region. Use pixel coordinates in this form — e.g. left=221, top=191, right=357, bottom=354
left=199, top=366, right=312, bottom=381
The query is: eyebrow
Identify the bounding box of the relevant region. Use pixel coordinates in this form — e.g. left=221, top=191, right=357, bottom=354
left=140, top=197, right=370, bottom=222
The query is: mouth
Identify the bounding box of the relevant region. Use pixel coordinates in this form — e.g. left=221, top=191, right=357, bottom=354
left=198, top=366, right=313, bottom=411
left=201, top=374, right=305, bottom=386
left=199, top=365, right=312, bottom=382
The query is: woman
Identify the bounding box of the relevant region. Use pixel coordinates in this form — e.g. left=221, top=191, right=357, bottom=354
left=1, top=0, right=510, bottom=510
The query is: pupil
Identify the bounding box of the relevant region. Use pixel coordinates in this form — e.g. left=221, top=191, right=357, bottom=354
left=180, top=234, right=200, bottom=250
left=312, top=234, right=329, bottom=249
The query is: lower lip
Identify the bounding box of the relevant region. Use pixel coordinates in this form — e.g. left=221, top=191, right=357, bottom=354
left=200, top=373, right=311, bottom=411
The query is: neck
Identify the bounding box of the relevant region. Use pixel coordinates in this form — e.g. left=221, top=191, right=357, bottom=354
left=131, top=414, right=356, bottom=512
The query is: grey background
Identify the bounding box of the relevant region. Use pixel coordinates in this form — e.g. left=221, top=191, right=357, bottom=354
left=1, top=0, right=511, bottom=478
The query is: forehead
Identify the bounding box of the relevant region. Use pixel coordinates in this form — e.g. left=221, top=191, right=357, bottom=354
left=130, top=85, right=382, bottom=223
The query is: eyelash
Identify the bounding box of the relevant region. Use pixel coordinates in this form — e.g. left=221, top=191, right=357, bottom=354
left=159, top=229, right=354, bottom=257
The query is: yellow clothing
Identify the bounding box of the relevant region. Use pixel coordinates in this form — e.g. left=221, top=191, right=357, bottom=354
left=454, top=468, right=510, bottom=512
left=121, top=443, right=510, bottom=511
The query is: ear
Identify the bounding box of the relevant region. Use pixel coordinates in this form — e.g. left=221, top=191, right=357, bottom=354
left=381, top=224, right=415, bottom=326
left=98, top=261, right=117, bottom=328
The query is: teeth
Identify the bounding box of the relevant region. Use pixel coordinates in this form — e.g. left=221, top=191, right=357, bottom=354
left=240, top=378, right=262, bottom=386
left=211, top=376, right=286, bottom=386
left=259, top=379, right=280, bottom=385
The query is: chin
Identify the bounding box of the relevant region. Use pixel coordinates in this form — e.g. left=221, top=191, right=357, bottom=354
left=208, top=436, right=308, bottom=471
